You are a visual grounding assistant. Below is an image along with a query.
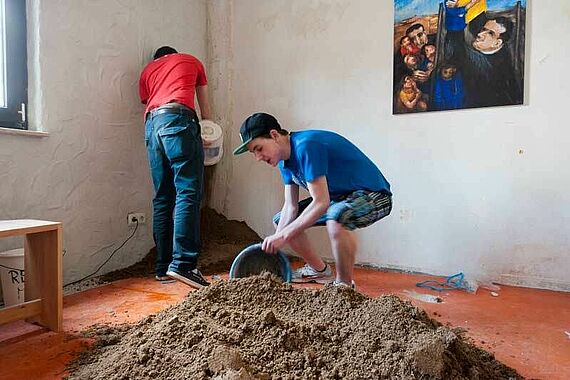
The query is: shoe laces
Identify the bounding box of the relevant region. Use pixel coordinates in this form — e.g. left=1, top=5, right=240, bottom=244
left=296, top=263, right=331, bottom=276
left=192, top=269, right=206, bottom=278
left=295, top=264, right=317, bottom=276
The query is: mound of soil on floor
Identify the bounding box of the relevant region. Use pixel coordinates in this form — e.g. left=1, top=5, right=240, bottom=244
left=67, top=274, right=522, bottom=380
left=100, top=208, right=261, bottom=282
left=199, top=207, right=263, bottom=275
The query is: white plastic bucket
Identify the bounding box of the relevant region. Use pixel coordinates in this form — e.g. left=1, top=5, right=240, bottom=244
left=200, top=120, right=223, bottom=166
left=0, top=248, right=25, bottom=307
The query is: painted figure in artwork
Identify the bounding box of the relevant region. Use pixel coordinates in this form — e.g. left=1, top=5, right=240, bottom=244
left=393, top=0, right=526, bottom=114
left=396, top=75, right=428, bottom=113
left=434, top=62, right=464, bottom=110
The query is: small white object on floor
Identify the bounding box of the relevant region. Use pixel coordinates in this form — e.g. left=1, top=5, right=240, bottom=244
left=403, top=289, right=442, bottom=303
left=490, top=291, right=499, bottom=297
left=565, top=331, right=570, bottom=339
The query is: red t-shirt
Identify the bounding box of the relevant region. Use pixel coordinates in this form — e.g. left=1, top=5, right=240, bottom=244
left=139, top=53, right=207, bottom=114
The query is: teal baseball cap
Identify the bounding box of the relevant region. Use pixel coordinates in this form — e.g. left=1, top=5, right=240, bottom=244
left=233, top=113, right=282, bottom=155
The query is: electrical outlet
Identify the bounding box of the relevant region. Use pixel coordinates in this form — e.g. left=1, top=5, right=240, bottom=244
left=127, top=213, right=146, bottom=227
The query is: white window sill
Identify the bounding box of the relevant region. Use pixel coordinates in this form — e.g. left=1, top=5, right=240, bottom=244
left=0, top=127, right=48, bottom=137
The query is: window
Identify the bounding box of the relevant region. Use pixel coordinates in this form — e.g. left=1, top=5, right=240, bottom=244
left=0, top=0, right=27, bottom=129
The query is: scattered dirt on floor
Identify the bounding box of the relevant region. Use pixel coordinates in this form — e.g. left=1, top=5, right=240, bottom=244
left=67, top=273, right=522, bottom=380
left=198, top=207, right=264, bottom=275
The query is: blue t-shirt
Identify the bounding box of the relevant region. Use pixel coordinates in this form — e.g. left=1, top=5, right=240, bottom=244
left=278, top=130, right=391, bottom=198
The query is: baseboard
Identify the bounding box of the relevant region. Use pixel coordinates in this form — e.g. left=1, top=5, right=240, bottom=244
left=498, top=274, right=570, bottom=292
left=355, top=262, right=570, bottom=293
left=356, top=262, right=434, bottom=276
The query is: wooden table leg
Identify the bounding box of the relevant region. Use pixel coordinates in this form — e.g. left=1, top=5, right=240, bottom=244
left=24, top=226, right=63, bottom=332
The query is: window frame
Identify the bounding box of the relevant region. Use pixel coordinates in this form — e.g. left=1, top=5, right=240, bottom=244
left=0, top=0, right=27, bottom=130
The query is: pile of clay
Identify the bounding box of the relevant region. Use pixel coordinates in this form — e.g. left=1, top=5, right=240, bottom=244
left=67, top=274, right=522, bottom=380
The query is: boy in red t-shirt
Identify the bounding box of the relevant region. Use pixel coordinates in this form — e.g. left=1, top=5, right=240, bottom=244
left=139, top=46, right=211, bottom=289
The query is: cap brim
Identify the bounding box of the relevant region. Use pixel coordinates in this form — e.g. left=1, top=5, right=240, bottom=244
left=232, top=137, right=252, bottom=155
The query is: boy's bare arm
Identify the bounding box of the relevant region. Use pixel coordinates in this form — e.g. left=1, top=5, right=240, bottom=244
left=262, top=176, right=330, bottom=253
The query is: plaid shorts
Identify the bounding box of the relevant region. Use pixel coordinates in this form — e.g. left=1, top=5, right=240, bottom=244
left=273, top=190, right=392, bottom=231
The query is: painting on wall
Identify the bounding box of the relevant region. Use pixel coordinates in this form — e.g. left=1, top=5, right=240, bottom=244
left=393, top=0, right=527, bottom=114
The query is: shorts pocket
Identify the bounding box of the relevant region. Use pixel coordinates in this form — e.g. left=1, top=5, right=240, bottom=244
left=341, top=191, right=380, bottom=230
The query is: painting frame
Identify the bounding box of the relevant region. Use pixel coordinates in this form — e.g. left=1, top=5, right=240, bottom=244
left=393, top=0, right=527, bottom=114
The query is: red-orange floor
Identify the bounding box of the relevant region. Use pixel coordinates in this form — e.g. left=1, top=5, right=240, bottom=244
left=0, top=268, right=568, bottom=379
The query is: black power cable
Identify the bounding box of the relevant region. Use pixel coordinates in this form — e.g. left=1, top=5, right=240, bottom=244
left=64, top=220, right=139, bottom=287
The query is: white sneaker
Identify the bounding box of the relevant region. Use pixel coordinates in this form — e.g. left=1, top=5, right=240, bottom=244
left=291, top=264, right=333, bottom=283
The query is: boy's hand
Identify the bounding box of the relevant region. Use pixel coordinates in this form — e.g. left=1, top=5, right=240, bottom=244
left=262, top=233, right=286, bottom=254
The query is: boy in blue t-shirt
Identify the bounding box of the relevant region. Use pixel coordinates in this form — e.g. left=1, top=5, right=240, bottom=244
left=233, top=113, right=392, bottom=288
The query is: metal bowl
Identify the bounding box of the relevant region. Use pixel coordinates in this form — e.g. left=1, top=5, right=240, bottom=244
left=229, top=243, right=292, bottom=282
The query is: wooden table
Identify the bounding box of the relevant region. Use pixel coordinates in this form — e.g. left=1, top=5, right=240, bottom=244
left=0, top=220, right=62, bottom=332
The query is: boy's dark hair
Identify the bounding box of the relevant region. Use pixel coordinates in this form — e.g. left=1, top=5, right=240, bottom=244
left=154, top=46, right=178, bottom=60
left=399, top=35, right=409, bottom=44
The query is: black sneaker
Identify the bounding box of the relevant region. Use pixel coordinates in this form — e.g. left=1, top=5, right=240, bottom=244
left=166, top=268, right=210, bottom=289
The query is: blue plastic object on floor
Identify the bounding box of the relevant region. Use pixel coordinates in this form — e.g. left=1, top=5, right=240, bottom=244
left=416, top=272, right=469, bottom=292
left=229, top=243, right=292, bottom=283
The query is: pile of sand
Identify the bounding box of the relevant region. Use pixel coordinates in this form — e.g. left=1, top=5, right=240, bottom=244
left=67, top=274, right=521, bottom=380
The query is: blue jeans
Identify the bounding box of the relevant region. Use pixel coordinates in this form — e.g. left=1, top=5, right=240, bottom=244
left=145, top=111, right=203, bottom=276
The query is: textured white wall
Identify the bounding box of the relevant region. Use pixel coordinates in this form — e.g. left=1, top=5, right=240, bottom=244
left=204, top=0, right=234, bottom=211
left=207, top=0, right=570, bottom=291
left=0, top=0, right=207, bottom=284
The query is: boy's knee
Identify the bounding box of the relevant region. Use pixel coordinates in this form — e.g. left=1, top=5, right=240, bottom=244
left=326, top=220, right=345, bottom=240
